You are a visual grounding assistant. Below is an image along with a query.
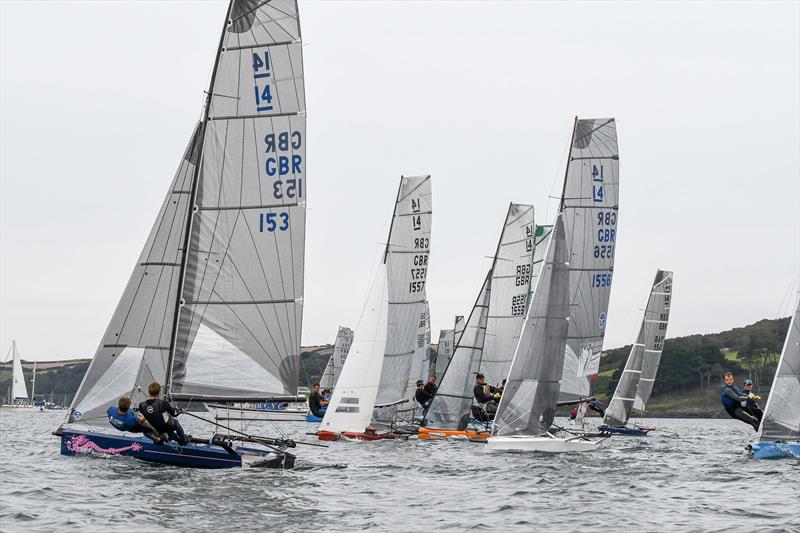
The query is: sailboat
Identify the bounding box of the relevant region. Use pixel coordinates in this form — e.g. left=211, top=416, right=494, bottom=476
left=487, top=117, right=619, bottom=453
left=320, top=327, right=355, bottom=391
left=1, top=341, right=40, bottom=411
left=419, top=204, right=538, bottom=440
left=599, top=270, right=673, bottom=436
left=749, top=298, right=800, bottom=459
left=55, top=0, right=308, bottom=469
left=318, top=175, right=432, bottom=441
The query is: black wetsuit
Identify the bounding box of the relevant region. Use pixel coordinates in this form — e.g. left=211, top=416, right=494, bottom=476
left=415, top=387, right=433, bottom=408
left=721, top=385, right=759, bottom=431
left=474, top=383, right=499, bottom=414
left=423, top=382, right=437, bottom=397
left=742, top=389, right=764, bottom=422
left=308, top=391, right=325, bottom=417
left=139, top=398, right=188, bottom=444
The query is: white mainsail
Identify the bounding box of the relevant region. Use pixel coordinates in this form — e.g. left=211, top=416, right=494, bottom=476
left=414, top=301, right=432, bottom=383
left=374, top=176, right=432, bottom=422
left=491, top=215, right=569, bottom=436
left=9, top=341, right=29, bottom=401
left=603, top=270, right=673, bottom=427
left=320, top=265, right=389, bottom=434
left=320, top=327, right=354, bottom=390
left=757, top=298, right=800, bottom=443
left=68, top=0, right=306, bottom=424
left=558, top=118, right=620, bottom=399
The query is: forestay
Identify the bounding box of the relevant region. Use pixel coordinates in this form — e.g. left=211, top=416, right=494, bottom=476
left=757, top=299, right=800, bottom=442
left=492, top=215, right=569, bottom=437
left=374, top=176, right=432, bottom=421
left=604, top=270, right=673, bottom=427
left=171, top=0, right=306, bottom=400
left=320, top=326, right=354, bottom=390
left=320, top=265, right=389, bottom=434
left=559, top=118, right=619, bottom=399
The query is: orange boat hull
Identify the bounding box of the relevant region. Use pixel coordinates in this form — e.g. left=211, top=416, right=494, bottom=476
left=317, top=429, right=397, bottom=442
left=417, top=427, right=489, bottom=440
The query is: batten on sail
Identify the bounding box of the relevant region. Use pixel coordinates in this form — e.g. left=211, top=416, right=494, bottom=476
left=558, top=118, right=620, bottom=400
left=603, top=270, right=673, bottom=428
left=373, top=175, right=432, bottom=423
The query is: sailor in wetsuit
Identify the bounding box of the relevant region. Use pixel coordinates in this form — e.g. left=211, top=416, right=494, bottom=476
left=139, top=382, right=189, bottom=445
left=741, top=379, right=764, bottom=423
left=107, top=396, right=163, bottom=443
left=308, top=383, right=328, bottom=418
left=720, top=372, right=760, bottom=431
left=473, top=374, right=501, bottom=415
left=415, top=380, right=433, bottom=409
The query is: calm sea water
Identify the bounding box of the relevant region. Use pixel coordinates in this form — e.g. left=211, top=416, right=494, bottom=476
left=0, top=411, right=798, bottom=532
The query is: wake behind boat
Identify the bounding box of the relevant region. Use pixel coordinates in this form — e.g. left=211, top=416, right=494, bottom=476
left=55, top=0, right=308, bottom=469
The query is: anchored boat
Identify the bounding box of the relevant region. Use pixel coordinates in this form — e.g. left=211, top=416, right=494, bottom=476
left=599, top=270, right=673, bottom=436
left=56, top=0, right=308, bottom=469
left=319, top=175, right=432, bottom=441
left=749, top=298, right=800, bottom=459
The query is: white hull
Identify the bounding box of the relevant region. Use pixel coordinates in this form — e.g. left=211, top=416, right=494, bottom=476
left=485, top=435, right=599, bottom=453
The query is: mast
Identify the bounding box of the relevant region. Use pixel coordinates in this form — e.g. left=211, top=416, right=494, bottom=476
left=31, top=361, right=37, bottom=400
left=382, top=176, right=404, bottom=264
left=165, top=0, right=235, bottom=397
left=558, top=116, right=578, bottom=212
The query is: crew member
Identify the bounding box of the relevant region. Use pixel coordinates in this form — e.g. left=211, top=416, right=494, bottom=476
left=139, top=382, right=189, bottom=445
left=473, top=374, right=501, bottom=414
left=424, top=376, right=437, bottom=397
left=415, top=380, right=433, bottom=409
left=107, top=396, right=162, bottom=443
left=308, top=383, right=328, bottom=418
left=588, top=398, right=605, bottom=417
left=741, top=379, right=764, bottom=422
left=720, top=372, right=760, bottom=431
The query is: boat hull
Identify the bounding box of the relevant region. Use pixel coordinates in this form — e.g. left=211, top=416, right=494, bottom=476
left=749, top=441, right=800, bottom=460
left=60, top=429, right=292, bottom=469
left=317, top=430, right=396, bottom=442
left=418, top=427, right=489, bottom=440
left=485, top=435, right=598, bottom=453
left=598, top=424, right=652, bottom=436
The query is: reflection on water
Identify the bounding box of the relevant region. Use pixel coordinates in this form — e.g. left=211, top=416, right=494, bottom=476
left=1, top=412, right=798, bottom=532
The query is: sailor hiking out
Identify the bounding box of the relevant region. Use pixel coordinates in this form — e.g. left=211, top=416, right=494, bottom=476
left=720, top=372, right=760, bottom=431
left=473, top=373, right=501, bottom=420
left=107, top=396, right=162, bottom=443
left=741, top=379, right=764, bottom=422
left=139, top=382, right=189, bottom=445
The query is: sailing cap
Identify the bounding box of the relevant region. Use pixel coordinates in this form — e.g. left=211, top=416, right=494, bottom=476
left=744, top=379, right=753, bottom=385
left=416, top=380, right=424, bottom=386
left=476, top=373, right=485, bottom=380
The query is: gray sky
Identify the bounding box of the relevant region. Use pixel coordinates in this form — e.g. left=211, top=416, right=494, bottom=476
left=1, top=1, right=798, bottom=361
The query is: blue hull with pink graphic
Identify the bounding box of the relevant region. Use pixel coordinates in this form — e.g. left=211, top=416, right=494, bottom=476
left=60, top=429, right=292, bottom=469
